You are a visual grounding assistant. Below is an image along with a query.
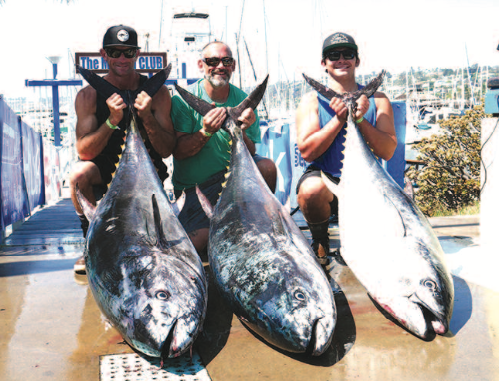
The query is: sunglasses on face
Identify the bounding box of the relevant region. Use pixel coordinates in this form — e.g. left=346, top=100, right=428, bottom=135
left=202, top=57, right=234, bottom=67
left=325, top=49, right=356, bottom=61
left=105, top=47, right=138, bottom=59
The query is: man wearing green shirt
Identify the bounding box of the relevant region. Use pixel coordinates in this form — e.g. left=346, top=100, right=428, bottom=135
left=171, top=41, right=276, bottom=255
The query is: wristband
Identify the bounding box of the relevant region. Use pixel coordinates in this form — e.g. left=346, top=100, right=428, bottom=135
left=106, top=118, right=120, bottom=130
left=355, top=116, right=364, bottom=124
left=201, top=128, right=213, bottom=138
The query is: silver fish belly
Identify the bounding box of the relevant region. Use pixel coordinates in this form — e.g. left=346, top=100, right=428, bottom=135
left=323, top=114, right=454, bottom=340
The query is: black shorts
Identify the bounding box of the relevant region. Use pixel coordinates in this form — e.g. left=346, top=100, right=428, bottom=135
left=296, top=165, right=340, bottom=216
left=91, top=154, right=117, bottom=186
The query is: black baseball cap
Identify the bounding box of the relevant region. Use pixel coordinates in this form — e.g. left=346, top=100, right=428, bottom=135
left=322, top=32, right=358, bottom=57
left=103, top=25, right=140, bottom=49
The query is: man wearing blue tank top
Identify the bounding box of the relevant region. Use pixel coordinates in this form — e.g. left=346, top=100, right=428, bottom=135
left=295, top=32, right=397, bottom=264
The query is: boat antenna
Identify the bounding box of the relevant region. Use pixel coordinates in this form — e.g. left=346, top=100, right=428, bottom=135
left=236, top=0, right=246, bottom=89
left=158, top=0, right=164, bottom=50
left=465, top=43, right=475, bottom=106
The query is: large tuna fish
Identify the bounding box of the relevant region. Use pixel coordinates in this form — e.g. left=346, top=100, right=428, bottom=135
left=303, top=72, right=454, bottom=340
left=174, top=77, right=336, bottom=355
left=76, top=65, right=208, bottom=359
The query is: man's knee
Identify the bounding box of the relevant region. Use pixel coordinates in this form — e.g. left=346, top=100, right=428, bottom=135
left=298, top=176, right=325, bottom=197
left=257, top=158, right=277, bottom=192
left=70, top=161, right=102, bottom=190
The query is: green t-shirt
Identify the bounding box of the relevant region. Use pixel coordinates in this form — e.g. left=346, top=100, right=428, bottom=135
left=171, top=79, right=261, bottom=190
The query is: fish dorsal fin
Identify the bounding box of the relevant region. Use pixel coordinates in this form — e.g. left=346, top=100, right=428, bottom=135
left=195, top=185, right=214, bottom=219
left=228, top=75, right=269, bottom=121
left=174, top=84, right=216, bottom=116
left=75, top=183, right=96, bottom=222
left=151, top=194, right=168, bottom=248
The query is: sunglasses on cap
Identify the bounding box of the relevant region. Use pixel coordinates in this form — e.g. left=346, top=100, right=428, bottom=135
left=202, top=57, right=234, bottom=67
left=325, top=49, right=356, bottom=61
left=105, top=47, right=138, bottom=59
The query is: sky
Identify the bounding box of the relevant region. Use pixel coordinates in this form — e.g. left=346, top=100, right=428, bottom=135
left=1, top=0, right=499, bottom=100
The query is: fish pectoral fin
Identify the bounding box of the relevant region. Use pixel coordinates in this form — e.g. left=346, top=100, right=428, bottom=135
left=195, top=185, right=214, bottom=219
left=151, top=194, right=169, bottom=248
left=171, top=191, right=185, bottom=217
left=382, top=193, right=407, bottom=237
left=75, top=183, right=96, bottom=222
left=320, top=172, right=342, bottom=198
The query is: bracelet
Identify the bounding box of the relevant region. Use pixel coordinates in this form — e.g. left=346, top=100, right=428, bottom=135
left=106, top=118, right=120, bottom=130
left=355, top=116, right=364, bottom=124
left=201, top=128, right=213, bottom=138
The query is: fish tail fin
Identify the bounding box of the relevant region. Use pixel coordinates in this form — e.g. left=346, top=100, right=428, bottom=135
left=195, top=185, right=214, bottom=219
left=77, top=63, right=170, bottom=115
left=355, top=70, right=386, bottom=99
left=228, top=74, right=269, bottom=121
left=75, top=183, right=96, bottom=222
left=77, top=64, right=123, bottom=101
left=303, top=70, right=385, bottom=103
left=174, top=84, right=216, bottom=117
left=133, top=63, right=172, bottom=99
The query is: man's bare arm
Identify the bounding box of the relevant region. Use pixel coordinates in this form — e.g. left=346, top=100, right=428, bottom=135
left=136, top=86, right=176, bottom=158
left=75, top=86, right=117, bottom=161
left=357, top=92, right=397, bottom=161
left=295, top=92, right=345, bottom=162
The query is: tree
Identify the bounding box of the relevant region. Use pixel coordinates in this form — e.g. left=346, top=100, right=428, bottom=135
left=405, top=104, right=484, bottom=216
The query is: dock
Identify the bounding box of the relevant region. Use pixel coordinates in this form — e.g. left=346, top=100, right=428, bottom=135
left=0, top=190, right=497, bottom=381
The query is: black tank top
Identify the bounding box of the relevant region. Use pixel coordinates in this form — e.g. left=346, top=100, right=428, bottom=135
left=94, top=74, right=169, bottom=184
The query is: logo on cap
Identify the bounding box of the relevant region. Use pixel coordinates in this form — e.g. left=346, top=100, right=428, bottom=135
left=330, top=34, right=349, bottom=44
left=117, top=29, right=129, bottom=42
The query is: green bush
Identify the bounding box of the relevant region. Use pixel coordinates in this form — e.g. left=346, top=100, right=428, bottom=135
left=405, top=104, right=484, bottom=216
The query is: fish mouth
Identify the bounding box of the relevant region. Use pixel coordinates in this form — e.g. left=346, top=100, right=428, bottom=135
left=160, top=319, right=178, bottom=360
left=372, top=295, right=448, bottom=340
left=306, top=315, right=335, bottom=356
left=415, top=300, right=448, bottom=338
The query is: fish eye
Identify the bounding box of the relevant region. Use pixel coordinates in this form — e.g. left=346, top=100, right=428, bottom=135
left=422, top=279, right=437, bottom=292
left=294, top=290, right=306, bottom=301
left=155, top=290, right=170, bottom=300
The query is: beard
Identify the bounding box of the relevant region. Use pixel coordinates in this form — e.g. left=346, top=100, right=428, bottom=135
left=205, top=70, right=231, bottom=88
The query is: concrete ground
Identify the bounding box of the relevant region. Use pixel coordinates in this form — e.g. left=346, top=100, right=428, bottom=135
left=0, top=195, right=497, bottom=381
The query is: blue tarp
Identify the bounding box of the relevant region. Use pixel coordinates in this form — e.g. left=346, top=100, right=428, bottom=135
left=0, top=97, right=44, bottom=233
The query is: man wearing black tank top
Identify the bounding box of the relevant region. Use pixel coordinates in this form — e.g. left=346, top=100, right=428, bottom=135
left=69, top=25, right=175, bottom=274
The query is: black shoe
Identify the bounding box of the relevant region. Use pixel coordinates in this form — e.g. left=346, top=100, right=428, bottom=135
left=74, top=256, right=86, bottom=275
left=78, top=214, right=89, bottom=238
left=331, top=248, right=347, bottom=266
left=312, top=238, right=330, bottom=265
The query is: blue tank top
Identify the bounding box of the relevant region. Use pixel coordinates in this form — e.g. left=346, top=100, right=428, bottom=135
left=312, top=85, right=377, bottom=177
